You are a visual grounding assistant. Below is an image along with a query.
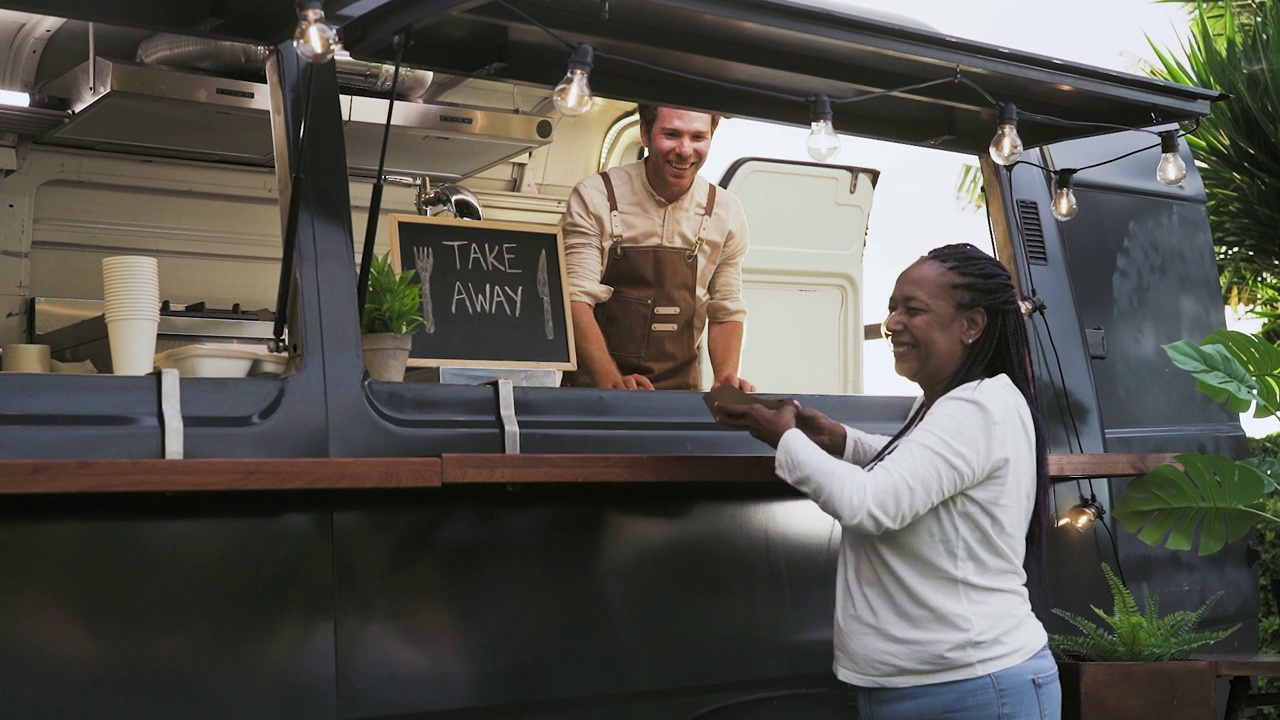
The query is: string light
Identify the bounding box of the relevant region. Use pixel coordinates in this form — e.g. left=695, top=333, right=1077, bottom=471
left=1156, top=130, right=1188, bottom=186
left=293, top=0, right=339, bottom=64
left=806, top=94, right=840, bottom=161
left=988, top=102, right=1023, bottom=166
left=1056, top=495, right=1105, bottom=532
left=495, top=0, right=1203, bottom=221
left=553, top=43, right=595, bottom=117
left=1051, top=170, right=1078, bottom=221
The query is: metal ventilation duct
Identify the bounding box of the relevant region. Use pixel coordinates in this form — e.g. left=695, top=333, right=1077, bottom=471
left=37, top=58, right=553, bottom=180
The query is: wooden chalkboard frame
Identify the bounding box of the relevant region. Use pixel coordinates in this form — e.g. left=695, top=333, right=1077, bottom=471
left=388, top=214, right=577, bottom=370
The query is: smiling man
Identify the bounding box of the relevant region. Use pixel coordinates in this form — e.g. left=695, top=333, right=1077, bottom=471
left=560, top=105, right=753, bottom=391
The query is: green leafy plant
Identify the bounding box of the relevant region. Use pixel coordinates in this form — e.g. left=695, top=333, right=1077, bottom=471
left=1049, top=563, right=1239, bottom=662
left=1147, top=1, right=1280, bottom=332
left=1250, top=434, right=1280, bottom=719
left=1116, top=329, right=1280, bottom=554
left=953, top=162, right=986, bottom=212
left=360, top=252, right=426, bottom=335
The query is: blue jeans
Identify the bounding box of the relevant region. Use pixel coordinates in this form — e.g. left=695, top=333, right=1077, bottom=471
left=854, top=645, right=1061, bottom=720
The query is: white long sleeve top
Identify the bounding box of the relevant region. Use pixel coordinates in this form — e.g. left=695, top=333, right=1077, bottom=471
left=775, top=374, right=1048, bottom=688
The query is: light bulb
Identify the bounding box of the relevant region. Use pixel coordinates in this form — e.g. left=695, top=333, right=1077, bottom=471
left=1056, top=497, right=1103, bottom=533
left=806, top=94, right=840, bottom=161
left=1156, top=131, right=1187, bottom=186
left=294, top=2, right=338, bottom=64
left=1051, top=171, right=1078, bottom=221
left=553, top=44, right=594, bottom=117
left=988, top=102, right=1023, bottom=166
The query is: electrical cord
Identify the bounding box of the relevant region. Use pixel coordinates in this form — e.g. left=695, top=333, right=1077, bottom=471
left=494, top=0, right=1197, bottom=171
left=1099, top=512, right=1128, bottom=587
left=355, top=30, right=406, bottom=318
left=272, top=61, right=317, bottom=347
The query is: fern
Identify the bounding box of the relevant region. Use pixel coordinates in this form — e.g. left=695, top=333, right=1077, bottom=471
left=1049, top=563, right=1239, bottom=662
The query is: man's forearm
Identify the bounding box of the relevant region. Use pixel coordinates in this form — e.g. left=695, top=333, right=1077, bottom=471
left=707, top=320, right=745, bottom=379
left=571, top=301, right=622, bottom=385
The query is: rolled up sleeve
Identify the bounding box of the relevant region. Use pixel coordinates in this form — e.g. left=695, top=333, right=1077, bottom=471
left=561, top=180, right=613, bottom=307
left=706, top=222, right=747, bottom=323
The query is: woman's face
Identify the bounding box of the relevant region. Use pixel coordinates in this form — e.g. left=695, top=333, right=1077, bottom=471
left=883, top=259, right=985, bottom=402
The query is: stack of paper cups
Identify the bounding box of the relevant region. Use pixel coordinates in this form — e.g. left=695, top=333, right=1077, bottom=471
left=102, top=256, right=160, bottom=375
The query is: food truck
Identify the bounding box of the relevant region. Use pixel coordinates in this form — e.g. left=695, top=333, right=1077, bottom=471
left=0, top=0, right=1250, bottom=717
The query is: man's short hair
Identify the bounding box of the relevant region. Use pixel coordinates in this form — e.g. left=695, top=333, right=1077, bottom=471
left=637, top=104, right=722, bottom=135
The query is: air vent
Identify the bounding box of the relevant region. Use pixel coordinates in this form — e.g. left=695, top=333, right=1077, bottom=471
left=1016, top=199, right=1049, bottom=265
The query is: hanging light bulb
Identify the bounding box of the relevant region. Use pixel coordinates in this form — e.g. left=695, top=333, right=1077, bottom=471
left=1051, top=170, right=1078, bottom=221
left=1156, top=131, right=1188, bottom=186
left=988, top=102, right=1023, bottom=166
left=553, top=44, right=594, bottom=117
left=806, top=94, right=840, bottom=162
left=1056, top=495, right=1105, bottom=533
left=294, top=0, right=339, bottom=64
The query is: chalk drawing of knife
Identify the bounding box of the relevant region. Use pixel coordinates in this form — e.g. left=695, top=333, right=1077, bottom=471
left=536, top=249, right=553, bottom=340
left=414, top=246, right=435, bottom=333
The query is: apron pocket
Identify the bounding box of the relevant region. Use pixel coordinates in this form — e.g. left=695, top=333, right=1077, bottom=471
left=595, top=293, right=651, bottom=359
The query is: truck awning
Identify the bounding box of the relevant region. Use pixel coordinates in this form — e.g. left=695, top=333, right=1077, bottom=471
left=17, top=0, right=1225, bottom=154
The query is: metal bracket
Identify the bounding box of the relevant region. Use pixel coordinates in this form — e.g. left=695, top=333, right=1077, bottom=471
left=159, top=368, right=184, bottom=459
left=497, top=378, right=520, bottom=454
left=1085, top=327, right=1107, bottom=360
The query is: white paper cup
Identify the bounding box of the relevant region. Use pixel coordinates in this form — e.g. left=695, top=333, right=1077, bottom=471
left=2, top=344, right=51, bottom=373
left=107, top=318, right=159, bottom=375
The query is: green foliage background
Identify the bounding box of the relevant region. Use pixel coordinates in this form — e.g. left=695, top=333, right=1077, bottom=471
left=1251, top=433, right=1280, bottom=718
left=1149, top=0, right=1280, bottom=337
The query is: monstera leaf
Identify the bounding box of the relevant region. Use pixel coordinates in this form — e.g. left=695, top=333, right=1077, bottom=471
left=1114, top=453, right=1268, bottom=556
left=1164, top=329, right=1280, bottom=417
left=1204, top=329, right=1280, bottom=417
left=1163, top=338, right=1256, bottom=414
left=1241, top=456, right=1280, bottom=494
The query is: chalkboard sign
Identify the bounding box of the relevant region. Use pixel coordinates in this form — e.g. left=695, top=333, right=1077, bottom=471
left=389, top=214, right=577, bottom=369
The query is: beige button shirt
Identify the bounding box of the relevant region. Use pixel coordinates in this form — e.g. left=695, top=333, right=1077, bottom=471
left=560, top=160, right=749, bottom=344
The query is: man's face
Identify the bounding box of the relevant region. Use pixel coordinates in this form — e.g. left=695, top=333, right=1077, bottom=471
left=641, top=108, right=714, bottom=193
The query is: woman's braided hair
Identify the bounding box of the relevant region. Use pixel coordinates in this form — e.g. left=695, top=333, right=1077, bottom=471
left=871, top=243, right=1051, bottom=612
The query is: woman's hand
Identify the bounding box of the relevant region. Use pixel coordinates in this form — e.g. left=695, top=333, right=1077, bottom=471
left=795, top=405, right=847, bottom=457
left=713, top=401, right=798, bottom=448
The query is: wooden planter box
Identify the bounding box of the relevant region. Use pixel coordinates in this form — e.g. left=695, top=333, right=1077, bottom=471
left=1059, top=660, right=1215, bottom=720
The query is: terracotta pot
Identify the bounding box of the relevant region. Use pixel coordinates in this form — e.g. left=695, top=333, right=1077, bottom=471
left=361, top=332, right=413, bottom=382
left=1058, top=660, right=1215, bottom=720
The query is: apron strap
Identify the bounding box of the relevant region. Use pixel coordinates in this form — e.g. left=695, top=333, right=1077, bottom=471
left=686, top=183, right=717, bottom=263
left=599, top=172, right=625, bottom=258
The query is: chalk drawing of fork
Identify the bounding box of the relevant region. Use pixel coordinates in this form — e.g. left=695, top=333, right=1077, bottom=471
left=414, top=246, right=435, bottom=333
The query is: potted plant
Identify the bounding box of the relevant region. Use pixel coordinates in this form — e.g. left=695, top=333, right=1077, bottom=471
left=360, top=251, right=426, bottom=382
left=1051, top=563, right=1238, bottom=720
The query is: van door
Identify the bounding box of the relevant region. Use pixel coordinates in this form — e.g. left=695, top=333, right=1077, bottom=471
left=712, top=158, right=877, bottom=394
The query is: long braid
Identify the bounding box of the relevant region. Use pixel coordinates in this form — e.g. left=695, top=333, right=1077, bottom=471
left=872, top=244, right=1051, bottom=613
left=930, top=243, right=1051, bottom=614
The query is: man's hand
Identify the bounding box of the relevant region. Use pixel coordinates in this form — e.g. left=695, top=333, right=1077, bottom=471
left=602, top=373, right=655, bottom=390
left=712, top=401, right=797, bottom=448
left=712, top=371, right=755, bottom=393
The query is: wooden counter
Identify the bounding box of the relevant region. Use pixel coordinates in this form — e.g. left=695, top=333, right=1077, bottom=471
left=0, top=452, right=1176, bottom=494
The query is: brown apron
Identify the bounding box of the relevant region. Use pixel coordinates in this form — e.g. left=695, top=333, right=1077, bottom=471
left=565, top=171, right=716, bottom=390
